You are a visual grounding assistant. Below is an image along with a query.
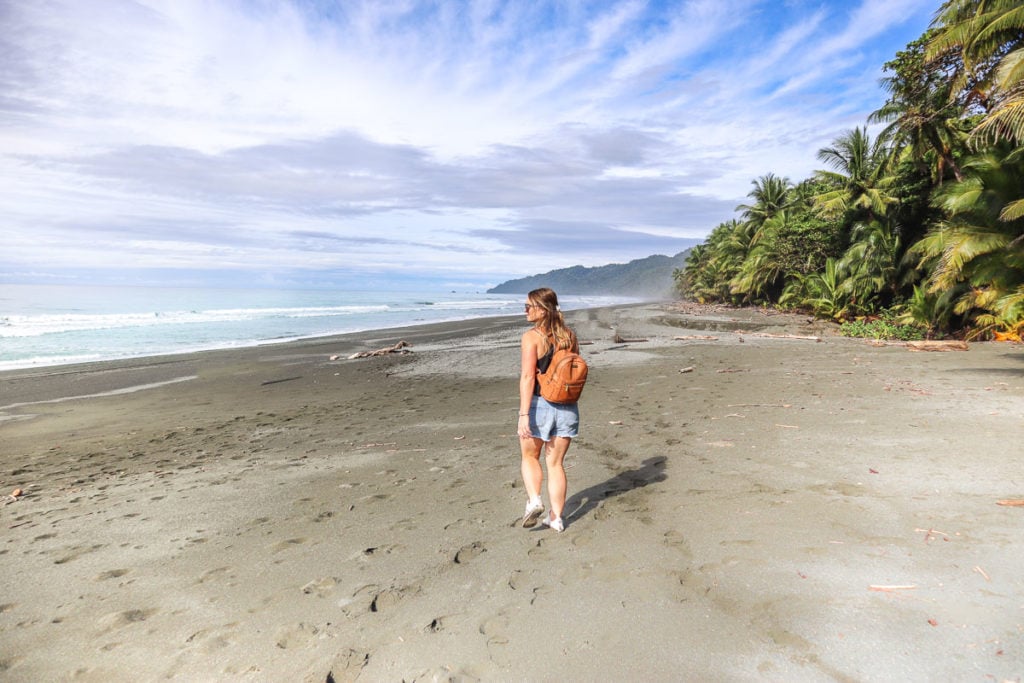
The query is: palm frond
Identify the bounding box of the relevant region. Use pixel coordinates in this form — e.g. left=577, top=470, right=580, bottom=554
left=1000, top=198, right=1024, bottom=221
left=975, top=5, right=1024, bottom=43
left=935, top=176, right=985, bottom=214
left=933, top=225, right=1012, bottom=289
left=812, top=189, right=850, bottom=218
left=972, top=93, right=1024, bottom=145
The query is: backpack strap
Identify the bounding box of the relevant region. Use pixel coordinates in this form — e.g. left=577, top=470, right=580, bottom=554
left=531, top=328, right=554, bottom=378
left=531, top=327, right=552, bottom=353
left=534, top=327, right=578, bottom=353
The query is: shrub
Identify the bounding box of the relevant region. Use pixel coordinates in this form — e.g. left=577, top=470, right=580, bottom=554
left=839, top=310, right=927, bottom=341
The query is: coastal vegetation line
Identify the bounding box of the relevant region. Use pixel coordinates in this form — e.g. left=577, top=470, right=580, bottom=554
left=675, top=0, right=1024, bottom=342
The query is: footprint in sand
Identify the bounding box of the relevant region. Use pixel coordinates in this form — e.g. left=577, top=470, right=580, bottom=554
left=269, top=537, right=308, bottom=553
left=570, top=528, right=595, bottom=547
left=530, top=585, right=555, bottom=605
left=275, top=622, right=325, bottom=649
left=195, top=566, right=233, bottom=585
left=592, top=495, right=641, bottom=521
left=337, top=585, right=378, bottom=618
left=662, top=530, right=692, bottom=554
left=360, top=544, right=398, bottom=557
left=53, top=543, right=105, bottom=565
left=94, top=568, right=130, bottom=581
left=388, top=518, right=417, bottom=532
left=368, top=588, right=404, bottom=613
left=339, top=583, right=416, bottom=616
left=453, top=541, right=486, bottom=564
left=443, top=518, right=474, bottom=531
left=358, top=493, right=391, bottom=504
left=412, top=665, right=480, bottom=682
left=300, top=577, right=340, bottom=598
left=479, top=612, right=512, bottom=667
left=184, top=622, right=239, bottom=654
left=670, top=568, right=713, bottom=597
left=96, top=608, right=158, bottom=634
left=339, top=584, right=380, bottom=616
left=323, top=648, right=370, bottom=683
left=423, top=616, right=445, bottom=633
left=526, top=539, right=551, bottom=560
left=507, top=570, right=525, bottom=591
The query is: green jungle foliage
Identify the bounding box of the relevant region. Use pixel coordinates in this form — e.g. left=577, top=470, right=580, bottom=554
left=839, top=311, right=928, bottom=341
left=675, top=1, right=1024, bottom=340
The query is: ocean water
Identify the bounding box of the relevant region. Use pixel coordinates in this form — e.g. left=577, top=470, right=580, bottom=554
left=0, top=284, right=634, bottom=371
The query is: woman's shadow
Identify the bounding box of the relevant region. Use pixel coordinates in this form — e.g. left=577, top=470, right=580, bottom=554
left=563, top=456, right=667, bottom=523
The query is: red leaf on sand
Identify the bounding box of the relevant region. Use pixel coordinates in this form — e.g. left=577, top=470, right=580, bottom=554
left=927, top=619, right=938, bottom=627
left=869, top=468, right=879, bottom=474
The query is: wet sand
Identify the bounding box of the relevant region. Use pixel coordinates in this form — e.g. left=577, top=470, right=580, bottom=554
left=1, top=303, right=1022, bottom=681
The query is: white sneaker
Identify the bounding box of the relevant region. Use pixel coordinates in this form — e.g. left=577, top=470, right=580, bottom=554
left=541, top=515, right=564, bottom=532
left=522, top=499, right=544, bottom=528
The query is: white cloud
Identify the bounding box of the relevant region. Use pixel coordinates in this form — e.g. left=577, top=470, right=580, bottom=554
left=0, top=0, right=936, bottom=286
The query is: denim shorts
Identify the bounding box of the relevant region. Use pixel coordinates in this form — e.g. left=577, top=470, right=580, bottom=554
left=529, top=395, right=580, bottom=440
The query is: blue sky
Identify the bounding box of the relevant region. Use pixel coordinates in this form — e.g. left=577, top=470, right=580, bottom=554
left=1, top=0, right=937, bottom=290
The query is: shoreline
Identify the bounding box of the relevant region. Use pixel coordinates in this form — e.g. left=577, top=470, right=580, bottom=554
left=0, top=301, right=667, bottom=407
left=0, top=310, right=530, bottom=376
left=1, top=302, right=1022, bottom=680
left=0, top=290, right=648, bottom=374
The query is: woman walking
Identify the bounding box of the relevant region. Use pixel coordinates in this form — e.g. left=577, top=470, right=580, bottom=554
left=517, top=287, right=580, bottom=532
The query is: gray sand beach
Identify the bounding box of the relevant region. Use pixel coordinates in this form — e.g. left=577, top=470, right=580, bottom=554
left=1, top=303, right=1022, bottom=681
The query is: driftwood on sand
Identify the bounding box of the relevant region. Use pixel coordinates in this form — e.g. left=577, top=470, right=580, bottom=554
left=612, top=332, right=649, bottom=343
left=906, top=340, right=969, bottom=352
left=331, top=341, right=412, bottom=361
left=743, top=332, right=822, bottom=342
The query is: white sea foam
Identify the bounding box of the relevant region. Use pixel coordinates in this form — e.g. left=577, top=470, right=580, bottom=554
left=0, top=354, right=104, bottom=372
left=0, top=305, right=392, bottom=337
left=0, top=285, right=637, bottom=371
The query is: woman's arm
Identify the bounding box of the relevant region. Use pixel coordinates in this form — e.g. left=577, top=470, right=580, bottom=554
left=519, top=332, right=540, bottom=412
left=518, top=331, right=541, bottom=436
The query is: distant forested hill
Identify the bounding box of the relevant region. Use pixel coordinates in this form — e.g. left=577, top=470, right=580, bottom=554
left=487, top=250, right=691, bottom=299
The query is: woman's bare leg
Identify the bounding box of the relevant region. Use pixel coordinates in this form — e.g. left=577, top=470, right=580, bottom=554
left=519, top=436, right=544, bottom=501
left=544, top=436, right=571, bottom=519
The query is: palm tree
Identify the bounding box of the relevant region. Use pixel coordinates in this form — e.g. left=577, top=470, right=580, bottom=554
left=814, top=127, right=898, bottom=224
left=896, top=284, right=956, bottom=338
left=978, top=42, right=1024, bottom=145
left=781, top=258, right=856, bottom=320
left=735, top=173, right=792, bottom=236
left=838, top=219, right=904, bottom=310
left=678, top=220, right=751, bottom=303
left=928, top=0, right=1024, bottom=145
left=730, top=224, right=788, bottom=302
left=676, top=243, right=711, bottom=300
left=870, top=31, right=966, bottom=183
left=905, top=144, right=1024, bottom=334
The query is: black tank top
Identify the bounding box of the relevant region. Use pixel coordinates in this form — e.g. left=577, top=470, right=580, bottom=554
left=534, top=336, right=554, bottom=395
left=537, top=344, right=554, bottom=374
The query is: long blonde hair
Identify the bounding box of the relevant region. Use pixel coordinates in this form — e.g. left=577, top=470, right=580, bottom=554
left=528, top=287, right=576, bottom=351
